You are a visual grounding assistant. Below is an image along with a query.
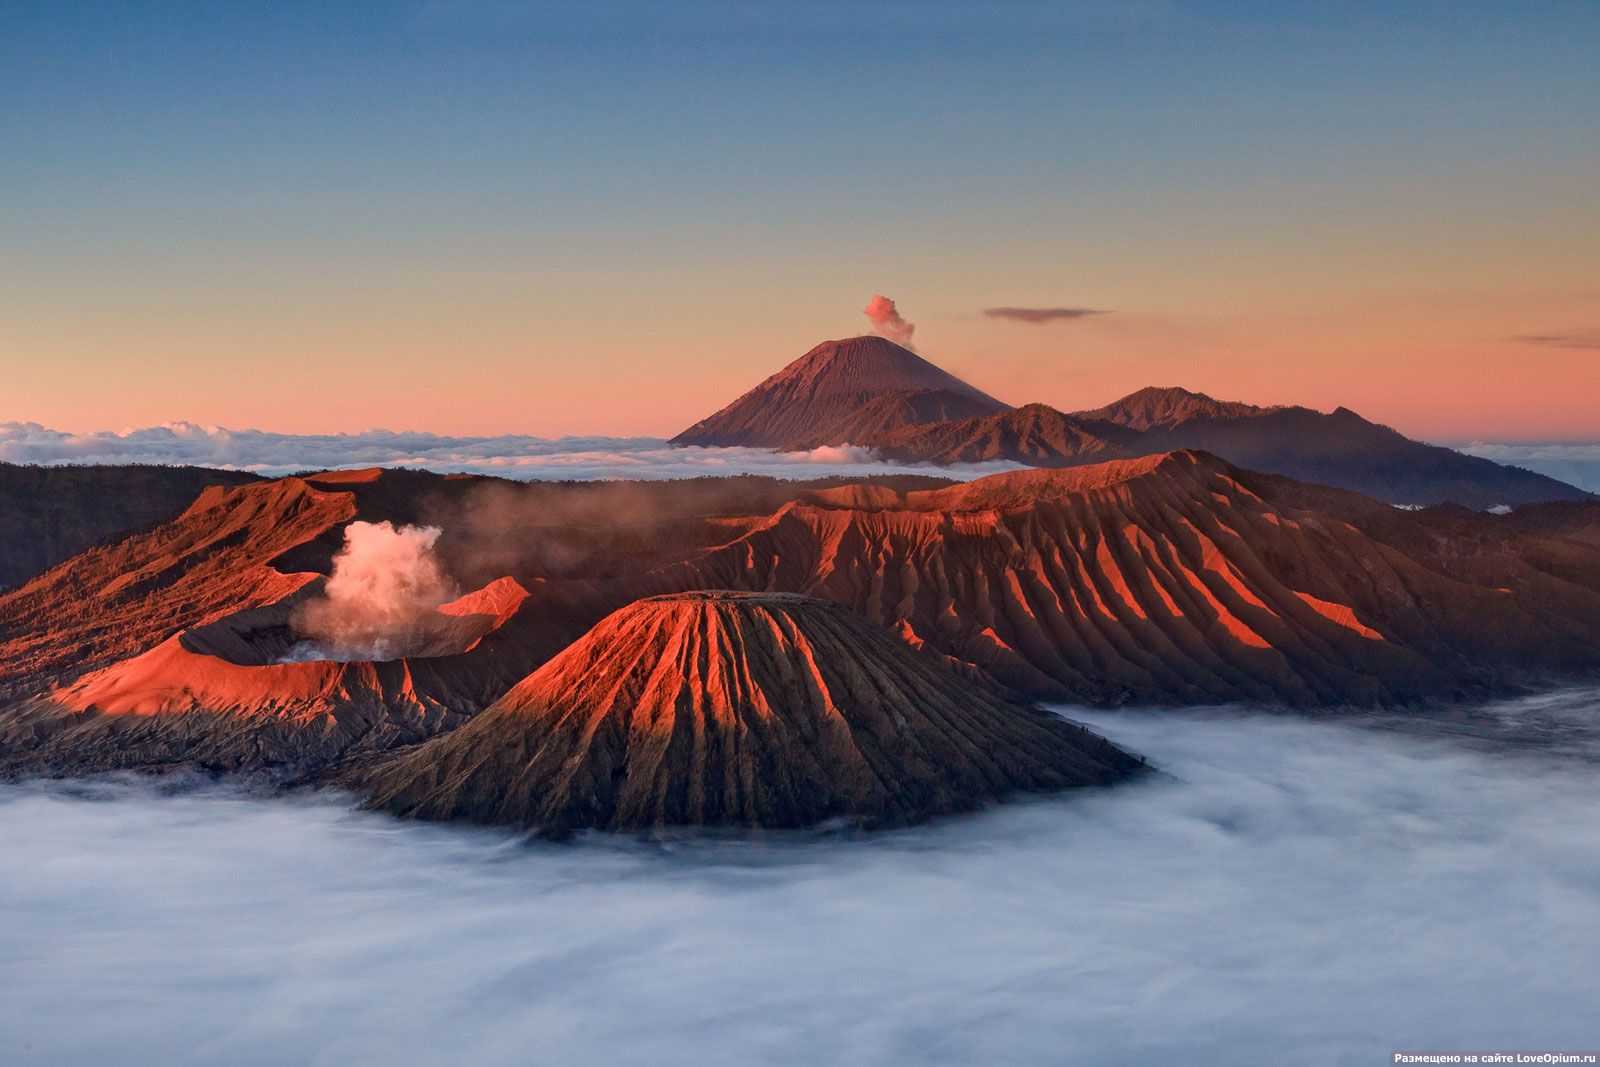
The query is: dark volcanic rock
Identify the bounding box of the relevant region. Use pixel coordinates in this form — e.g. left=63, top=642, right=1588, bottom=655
left=0, top=462, right=260, bottom=591
left=345, top=592, right=1143, bottom=834
left=1070, top=386, right=1588, bottom=508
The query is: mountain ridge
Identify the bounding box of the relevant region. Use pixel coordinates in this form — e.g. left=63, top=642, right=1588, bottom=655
left=670, top=347, right=1587, bottom=506
left=670, top=335, right=1009, bottom=449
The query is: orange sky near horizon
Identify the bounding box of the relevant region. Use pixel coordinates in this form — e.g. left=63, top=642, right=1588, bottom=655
left=4, top=276, right=1596, bottom=444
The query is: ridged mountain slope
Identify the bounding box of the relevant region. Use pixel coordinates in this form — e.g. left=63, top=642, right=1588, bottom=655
left=347, top=592, right=1143, bottom=833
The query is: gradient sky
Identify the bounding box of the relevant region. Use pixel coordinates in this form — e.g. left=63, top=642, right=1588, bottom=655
left=3, top=1, right=1597, bottom=441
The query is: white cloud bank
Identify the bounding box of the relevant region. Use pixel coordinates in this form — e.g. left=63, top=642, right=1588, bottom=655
left=0, top=421, right=1025, bottom=482
left=1458, top=441, right=1600, bottom=494
left=2, top=691, right=1599, bottom=1065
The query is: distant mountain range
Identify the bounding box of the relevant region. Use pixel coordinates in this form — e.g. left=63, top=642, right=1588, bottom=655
left=672, top=336, right=1591, bottom=509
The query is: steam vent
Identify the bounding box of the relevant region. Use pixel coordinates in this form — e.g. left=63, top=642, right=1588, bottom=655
left=348, top=592, right=1145, bottom=835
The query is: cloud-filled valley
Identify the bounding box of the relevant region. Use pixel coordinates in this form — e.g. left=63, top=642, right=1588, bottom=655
left=3, top=695, right=1598, bottom=1067
left=1458, top=441, right=1600, bottom=493
left=9, top=420, right=1600, bottom=498
left=0, top=421, right=1026, bottom=481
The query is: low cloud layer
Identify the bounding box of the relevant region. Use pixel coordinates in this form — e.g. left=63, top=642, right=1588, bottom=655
left=983, top=306, right=1109, bottom=323
left=1457, top=441, right=1600, bottom=493
left=3, top=692, right=1598, bottom=1064
left=1511, top=328, right=1600, bottom=350
left=0, top=421, right=1025, bottom=482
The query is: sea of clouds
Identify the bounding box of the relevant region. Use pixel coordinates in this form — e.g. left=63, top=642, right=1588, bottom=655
left=0, top=421, right=1025, bottom=482
left=7, top=421, right=1598, bottom=493
left=3, top=692, right=1598, bottom=1066
left=1458, top=442, right=1600, bottom=494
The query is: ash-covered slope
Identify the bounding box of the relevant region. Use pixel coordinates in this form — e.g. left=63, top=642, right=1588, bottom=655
left=347, top=592, right=1142, bottom=834
left=0, top=462, right=260, bottom=591
left=1070, top=387, right=1588, bottom=508
left=670, top=336, right=1008, bottom=449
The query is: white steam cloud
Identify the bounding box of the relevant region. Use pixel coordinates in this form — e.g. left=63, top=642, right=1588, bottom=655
left=285, top=521, right=455, bottom=662
left=2, top=693, right=1599, bottom=1064
left=863, top=294, right=915, bottom=348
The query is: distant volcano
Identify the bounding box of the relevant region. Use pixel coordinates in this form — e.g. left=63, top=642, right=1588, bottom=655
left=670, top=335, right=1008, bottom=450
left=347, top=591, right=1143, bottom=834
left=670, top=343, right=1588, bottom=508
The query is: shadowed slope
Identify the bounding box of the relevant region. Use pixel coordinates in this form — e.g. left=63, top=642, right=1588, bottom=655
left=0, top=463, right=261, bottom=591
left=349, top=592, right=1143, bottom=834
left=670, top=336, right=1008, bottom=449
left=858, top=403, right=1142, bottom=466
left=1071, top=387, right=1588, bottom=508
left=1074, top=386, right=1262, bottom=430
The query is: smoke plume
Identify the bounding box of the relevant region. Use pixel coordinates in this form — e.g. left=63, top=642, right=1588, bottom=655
left=287, top=521, right=456, bottom=662
left=863, top=294, right=915, bottom=348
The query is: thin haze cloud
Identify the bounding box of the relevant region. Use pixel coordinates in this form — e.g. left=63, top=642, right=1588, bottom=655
left=2, top=695, right=1598, bottom=1064
left=983, top=306, right=1109, bottom=324
left=1511, top=328, right=1600, bottom=350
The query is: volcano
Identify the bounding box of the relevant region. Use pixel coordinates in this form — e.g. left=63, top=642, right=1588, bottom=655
left=0, top=576, right=533, bottom=777
left=669, top=335, right=1008, bottom=450
left=6, top=455, right=1600, bottom=785
left=345, top=591, right=1143, bottom=834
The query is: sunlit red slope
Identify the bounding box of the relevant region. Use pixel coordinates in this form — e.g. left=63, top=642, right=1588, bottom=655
left=5, top=454, right=1600, bottom=786
left=621, top=452, right=1600, bottom=706
left=347, top=591, right=1143, bottom=834
left=0, top=577, right=532, bottom=776
left=0, top=476, right=354, bottom=701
